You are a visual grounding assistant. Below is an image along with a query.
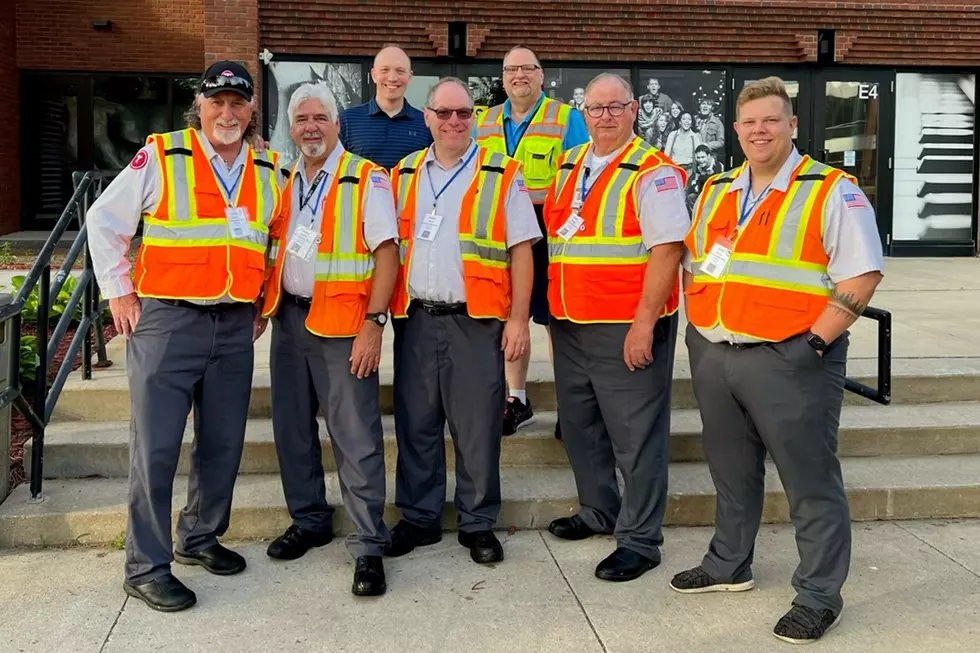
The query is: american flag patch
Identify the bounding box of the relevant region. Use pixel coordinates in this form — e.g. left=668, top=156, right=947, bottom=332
left=517, top=177, right=528, bottom=193
left=655, top=175, right=679, bottom=192
left=371, top=172, right=391, bottom=191
left=843, top=192, right=868, bottom=209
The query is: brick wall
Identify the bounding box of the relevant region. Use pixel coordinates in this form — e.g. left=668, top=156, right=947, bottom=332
left=205, top=0, right=260, bottom=84
left=0, top=4, right=17, bottom=235
left=260, top=0, right=980, bottom=66
left=17, top=0, right=203, bottom=72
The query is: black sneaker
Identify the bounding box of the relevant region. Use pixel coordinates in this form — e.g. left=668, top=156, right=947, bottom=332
left=502, top=397, right=534, bottom=436
left=772, top=603, right=842, bottom=644
left=669, top=565, right=755, bottom=594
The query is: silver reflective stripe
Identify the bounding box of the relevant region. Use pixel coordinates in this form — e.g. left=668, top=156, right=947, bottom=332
left=167, top=131, right=192, bottom=221
left=320, top=156, right=374, bottom=281
left=144, top=222, right=227, bottom=241
left=523, top=124, right=564, bottom=138
left=555, top=145, right=588, bottom=201
left=268, top=244, right=279, bottom=262
left=728, top=258, right=832, bottom=291
left=254, top=151, right=277, bottom=226
left=693, top=173, right=736, bottom=256
left=772, top=160, right=833, bottom=260
left=600, top=143, right=652, bottom=238
left=336, top=155, right=359, bottom=255
left=460, top=239, right=508, bottom=263
left=399, top=242, right=407, bottom=263
left=314, top=256, right=373, bottom=278
left=476, top=106, right=504, bottom=139
left=548, top=241, right=646, bottom=260
left=396, top=151, right=425, bottom=216
left=528, top=187, right=548, bottom=204
left=474, top=151, right=506, bottom=240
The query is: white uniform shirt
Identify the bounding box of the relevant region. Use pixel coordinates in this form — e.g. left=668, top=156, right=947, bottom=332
left=86, top=131, right=249, bottom=304
left=682, top=147, right=885, bottom=344
left=278, top=145, right=398, bottom=298
left=572, top=142, right=692, bottom=250
left=408, top=140, right=541, bottom=303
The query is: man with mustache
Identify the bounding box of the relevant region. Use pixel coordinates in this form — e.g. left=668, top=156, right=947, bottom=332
left=340, top=45, right=433, bottom=170
left=87, top=62, right=280, bottom=612
left=385, top=78, right=539, bottom=563
left=476, top=46, right=590, bottom=440
left=259, top=83, right=399, bottom=597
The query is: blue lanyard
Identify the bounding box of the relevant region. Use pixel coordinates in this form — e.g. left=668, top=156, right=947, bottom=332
left=579, top=166, right=595, bottom=206
left=211, top=160, right=243, bottom=204
left=739, top=182, right=772, bottom=227
left=426, top=145, right=477, bottom=209
left=298, top=170, right=328, bottom=214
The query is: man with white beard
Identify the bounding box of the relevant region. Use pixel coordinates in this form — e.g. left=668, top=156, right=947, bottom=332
left=87, top=61, right=281, bottom=612
left=258, top=83, right=399, bottom=597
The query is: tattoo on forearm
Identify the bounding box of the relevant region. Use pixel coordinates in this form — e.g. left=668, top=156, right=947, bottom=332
left=830, top=289, right=867, bottom=318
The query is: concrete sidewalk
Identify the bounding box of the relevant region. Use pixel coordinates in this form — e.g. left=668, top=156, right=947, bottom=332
left=1, top=521, right=978, bottom=653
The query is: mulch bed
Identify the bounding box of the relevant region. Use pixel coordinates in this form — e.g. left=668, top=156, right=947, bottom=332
left=9, top=321, right=118, bottom=487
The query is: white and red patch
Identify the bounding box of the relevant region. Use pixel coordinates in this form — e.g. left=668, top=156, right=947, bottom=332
left=221, top=69, right=235, bottom=77
left=370, top=172, right=391, bottom=191
left=517, top=178, right=528, bottom=193
left=129, top=149, right=149, bottom=170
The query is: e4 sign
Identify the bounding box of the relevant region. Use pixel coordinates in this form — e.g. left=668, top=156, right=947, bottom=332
left=858, top=83, right=879, bottom=100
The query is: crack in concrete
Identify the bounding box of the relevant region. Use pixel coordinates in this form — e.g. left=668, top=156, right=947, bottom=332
left=97, top=595, right=127, bottom=653
left=539, top=532, right=609, bottom=653
left=893, top=522, right=980, bottom=581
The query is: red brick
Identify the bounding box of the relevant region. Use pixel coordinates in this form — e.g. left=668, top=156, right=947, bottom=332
left=0, top=4, right=18, bottom=235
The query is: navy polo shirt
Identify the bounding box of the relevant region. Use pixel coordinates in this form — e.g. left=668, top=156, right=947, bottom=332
left=339, top=98, right=433, bottom=171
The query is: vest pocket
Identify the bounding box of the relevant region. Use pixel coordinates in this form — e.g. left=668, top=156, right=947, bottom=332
left=464, top=265, right=510, bottom=318
left=313, top=281, right=369, bottom=336
left=521, top=142, right=556, bottom=183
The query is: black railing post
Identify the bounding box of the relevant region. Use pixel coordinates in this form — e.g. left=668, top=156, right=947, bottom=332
left=30, top=266, right=50, bottom=498
left=81, top=182, right=94, bottom=380
left=878, top=309, right=892, bottom=404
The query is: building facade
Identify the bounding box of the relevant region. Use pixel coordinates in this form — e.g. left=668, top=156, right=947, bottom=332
left=3, top=0, right=980, bottom=256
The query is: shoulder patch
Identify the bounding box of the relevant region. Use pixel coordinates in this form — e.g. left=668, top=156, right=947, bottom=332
left=371, top=171, right=391, bottom=190
left=842, top=191, right=869, bottom=210
left=129, top=149, right=149, bottom=170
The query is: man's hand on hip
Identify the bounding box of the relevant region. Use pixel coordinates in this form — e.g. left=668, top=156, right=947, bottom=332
left=350, top=321, right=383, bottom=379
left=624, top=320, right=655, bottom=371
left=109, top=293, right=142, bottom=338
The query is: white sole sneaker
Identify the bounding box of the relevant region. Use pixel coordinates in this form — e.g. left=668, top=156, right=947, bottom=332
left=669, top=578, right=756, bottom=594
left=772, top=610, right=843, bottom=645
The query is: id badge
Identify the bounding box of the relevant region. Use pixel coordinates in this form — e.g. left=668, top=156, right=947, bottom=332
left=286, top=224, right=320, bottom=261
left=417, top=212, right=443, bottom=242
left=699, top=236, right=734, bottom=279
left=225, top=207, right=250, bottom=240
left=557, top=213, right=585, bottom=242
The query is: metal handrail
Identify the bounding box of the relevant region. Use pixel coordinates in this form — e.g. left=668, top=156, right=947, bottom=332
left=844, top=306, right=892, bottom=405
left=0, top=170, right=113, bottom=499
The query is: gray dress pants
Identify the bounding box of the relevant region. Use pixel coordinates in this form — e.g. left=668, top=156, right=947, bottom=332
left=269, top=299, right=389, bottom=558
left=686, top=323, right=851, bottom=613
left=392, top=304, right=505, bottom=532
left=550, top=313, right=678, bottom=562
left=125, top=298, right=254, bottom=585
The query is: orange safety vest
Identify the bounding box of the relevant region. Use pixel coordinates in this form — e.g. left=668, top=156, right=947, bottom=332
left=475, top=96, right=574, bottom=204
left=135, top=128, right=280, bottom=302
left=261, top=151, right=382, bottom=337
left=543, top=137, right=684, bottom=324
left=389, top=146, right=518, bottom=320
left=683, top=155, right=851, bottom=342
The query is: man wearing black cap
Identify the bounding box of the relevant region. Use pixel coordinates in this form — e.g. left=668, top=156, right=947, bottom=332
left=87, top=61, right=281, bottom=612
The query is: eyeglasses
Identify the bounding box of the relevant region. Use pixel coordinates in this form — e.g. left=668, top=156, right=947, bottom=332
left=503, top=64, right=541, bottom=75
left=201, top=75, right=253, bottom=94
left=585, top=102, right=630, bottom=118
left=427, top=107, right=474, bottom=120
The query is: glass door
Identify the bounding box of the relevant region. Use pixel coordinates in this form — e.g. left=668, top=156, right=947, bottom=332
left=812, top=71, right=894, bottom=249
left=731, top=68, right=813, bottom=167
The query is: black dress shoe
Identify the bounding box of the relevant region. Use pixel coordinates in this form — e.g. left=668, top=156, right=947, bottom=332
left=548, top=514, right=599, bottom=541
left=458, top=530, right=504, bottom=564
left=174, top=543, right=247, bottom=576
left=267, top=525, right=333, bottom=560
left=123, top=573, right=197, bottom=612
left=385, top=520, right=442, bottom=557
left=595, top=547, right=660, bottom=582
left=352, top=555, right=387, bottom=597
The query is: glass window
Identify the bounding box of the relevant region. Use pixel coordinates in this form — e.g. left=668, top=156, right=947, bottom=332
left=173, top=77, right=199, bottom=131
left=544, top=66, right=629, bottom=118
left=893, top=72, right=976, bottom=242
left=638, top=70, right=727, bottom=163
left=457, top=63, right=507, bottom=120
left=266, top=61, right=363, bottom=161
left=92, top=76, right=169, bottom=171
left=23, top=77, right=81, bottom=216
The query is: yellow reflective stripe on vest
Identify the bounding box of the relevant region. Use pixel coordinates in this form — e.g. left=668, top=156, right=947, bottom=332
left=161, top=131, right=198, bottom=221
left=316, top=154, right=374, bottom=283
left=548, top=238, right=647, bottom=265
left=460, top=151, right=509, bottom=269
left=554, top=145, right=589, bottom=201
left=142, top=217, right=269, bottom=255
left=396, top=150, right=427, bottom=217
left=252, top=149, right=278, bottom=229
left=597, top=141, right=653, bottom=238
left=692, top=167, right=742, bottom=260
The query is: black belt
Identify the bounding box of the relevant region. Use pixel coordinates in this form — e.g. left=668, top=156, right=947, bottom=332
left=409, top=299, right=468, bottom=316
left=725, top=340, right=768, bottom=349
left=156, top=298, right=250, bottom=313
left=282, top=291, right=312, bottom=310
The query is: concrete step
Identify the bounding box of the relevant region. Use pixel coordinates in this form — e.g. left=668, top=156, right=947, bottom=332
left=3, top=454, right=980, bottom=548
left=27, top=403, right=980, bottom=480
left=49, top=356, right=980, bottom=423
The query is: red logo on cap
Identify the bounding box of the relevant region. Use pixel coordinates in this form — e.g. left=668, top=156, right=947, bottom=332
left=129, top=149, right=148, bottom=170
left=221, top=70, right=234, bottom=77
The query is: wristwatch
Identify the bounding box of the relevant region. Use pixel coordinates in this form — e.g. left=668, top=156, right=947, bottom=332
left=365, top=312, right=388, bottom=327
left=805, top=331, right=828, bottom=353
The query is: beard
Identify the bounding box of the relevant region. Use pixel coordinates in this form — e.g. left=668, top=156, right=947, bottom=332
left=300, top=139, right=326, bottom=158
left=212, top=123, right=242, bottom=145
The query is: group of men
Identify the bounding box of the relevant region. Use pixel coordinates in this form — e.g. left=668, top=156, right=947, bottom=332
left=87, top=42, right=884, bottom=646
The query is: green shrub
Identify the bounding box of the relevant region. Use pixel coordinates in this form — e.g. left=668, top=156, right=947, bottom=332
left=10, top=274, right=84, bottom=324
left=20, top=335, right=39, bottom=382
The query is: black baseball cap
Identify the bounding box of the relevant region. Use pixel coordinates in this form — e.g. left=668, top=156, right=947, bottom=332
left=200, top=61, right=254, bottom=102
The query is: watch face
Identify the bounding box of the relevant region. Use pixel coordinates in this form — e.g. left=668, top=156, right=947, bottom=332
left=377, top=314, right=388, bottom=325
